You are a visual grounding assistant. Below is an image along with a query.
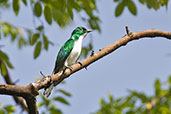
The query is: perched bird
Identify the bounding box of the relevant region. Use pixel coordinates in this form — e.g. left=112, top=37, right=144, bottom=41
left=44, top=26, right=92, bottom=97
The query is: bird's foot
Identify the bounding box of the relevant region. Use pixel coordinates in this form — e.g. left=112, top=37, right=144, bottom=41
left=67, top=66, right=73, bottom=72
left=78, top=62, right=83, bottom=66
left=77, top=62, right=87, bottom=70
left=40, top=71, right=45, bottom=77
left=43, top=75, right=53, bottom=89
left=62, top=66, right=73, bottom=74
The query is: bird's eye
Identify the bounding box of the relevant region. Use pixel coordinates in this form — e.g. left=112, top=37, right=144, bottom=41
left=80, top=28, right=83, bottom=31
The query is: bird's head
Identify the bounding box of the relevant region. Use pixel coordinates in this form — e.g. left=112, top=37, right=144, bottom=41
left=71, top=26, right=92, bottom=40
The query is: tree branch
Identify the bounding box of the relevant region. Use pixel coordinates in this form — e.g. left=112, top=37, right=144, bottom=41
left=0, top=60, right=28, bottom=112
left=0, top=83, right=39, bottom=114
left=0, top=28, right=171, bottom=114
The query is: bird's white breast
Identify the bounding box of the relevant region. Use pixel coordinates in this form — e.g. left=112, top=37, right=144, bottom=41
left=65, top=35, right=84, bottom=66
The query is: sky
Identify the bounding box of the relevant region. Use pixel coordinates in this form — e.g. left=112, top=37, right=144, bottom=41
left=0, top=0, right=171, bottom=114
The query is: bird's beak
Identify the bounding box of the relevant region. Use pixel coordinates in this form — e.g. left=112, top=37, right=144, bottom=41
left=86, top=29, right=92, bottom=33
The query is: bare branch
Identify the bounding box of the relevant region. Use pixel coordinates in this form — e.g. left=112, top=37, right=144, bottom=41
left=0, top=83, right=39, bottom=114
left=0, top=84, right=28, bottom=96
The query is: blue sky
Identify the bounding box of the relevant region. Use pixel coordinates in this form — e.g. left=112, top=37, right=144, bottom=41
left=0, top=0, right=171, bottom=114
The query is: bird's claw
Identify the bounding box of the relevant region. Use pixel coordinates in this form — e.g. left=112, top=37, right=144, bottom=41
left=78, top=62, right=83, bottom=66
left=67, top=66, right=73, bottom=72
left=40, top=71, right=45, bottom=77
left=62, top=66, right=73, bottom=74
left=84, top=66, right=88, bottom=70
left=77, top=62, right=87, bottom=70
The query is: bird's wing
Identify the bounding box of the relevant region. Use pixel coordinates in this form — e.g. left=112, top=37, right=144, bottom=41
left=53, top=39, right=74, bottom=74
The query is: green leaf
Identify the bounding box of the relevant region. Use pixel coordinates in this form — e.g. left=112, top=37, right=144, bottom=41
left=168, top=76, right=171, bottom=84
left=53, top=96, right=70, bottom=105
left=30, top=0, right=34, bottom=4
left=108, top=94, right=113, bottom=102
left=139, top=0, right=145, bottom=4
left=129, top=90, right=148, bottom=103
left=52, top=9, right=70, bottom=27
left=27, top=30, right=32, bottom=45
left=11, top=32, right=17, bottom=41
left=12, top=0, right=20, bottom=15
left=18, top=37, right=26, bottom=49
left=0, top=30, right=1, bottom=39
left=0, top=110, right=4, bottom=114
left=155, top=79, right=160, bottom=89
left=127, top=0, right=137, bottom=15
left=0, top=50, right=9, bottom=61
left=0, top=51, right=13, bottom=69
left=0, top=61, right=7, bottom=76
left=115, top=2, right=125, bottom=17
left=5, top=59, right=14, bottom=69
left=34, top=41, right=42, bottom=59
left=22, top=0, right=27, bottom=6
left=160, top=0, right=169, bottom=7
left=41, top=94, right=51, bottom=106
left=89, top=43, right=93, bottom=50
left=49, top=104, right=62, bottom=114
left=58, top=89, right=71, bottom=97
left=36, top=25, right=44, bottom=31
left=4, top=105, right=15, bottom=113
left=67, top=6, right=73, bottom=20
left=114, top=0, right=120, bottom=2
left=81, top=47, right=88, bottom=58
left=34, top=2, right=42, bottom=17
left=37, top=102, right=44, bottom=108
left=31, top=33, right=40, bottom=45
left=100, top=98, right=105, bottom=106
left=155, top=79, right=161, bottom=96
left=44, top=5, right=52, bottom=24
left=43, top=34, right=48, bottom=50
left=159, top=106, right=171, bottom=113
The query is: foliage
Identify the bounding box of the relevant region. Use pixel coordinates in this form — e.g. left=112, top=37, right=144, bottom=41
left=138, top=0, right=169, bottom=10
left=1, top=0, right=100, bottom=60
left=92, top=76, right=171, bottom=114
left=37, top=89, right=71, bottom=114
left=0, top=103, right=15, bottom=114
left=0, top=50, right=13, bottom=76
left=114, top=0, right=168, bottom=17
left=0, top=0, right=169, bottom=60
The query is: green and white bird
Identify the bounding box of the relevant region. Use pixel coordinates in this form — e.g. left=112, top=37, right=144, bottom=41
left=44, top=26, right=92, bottom=97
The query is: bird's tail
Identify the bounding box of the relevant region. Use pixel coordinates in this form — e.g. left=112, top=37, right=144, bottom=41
left=43, top=83, right=54, bottom=97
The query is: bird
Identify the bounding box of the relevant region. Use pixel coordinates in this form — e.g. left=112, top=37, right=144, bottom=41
left=44, top=26, right=92, bottom=97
